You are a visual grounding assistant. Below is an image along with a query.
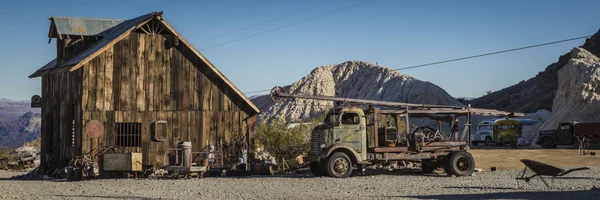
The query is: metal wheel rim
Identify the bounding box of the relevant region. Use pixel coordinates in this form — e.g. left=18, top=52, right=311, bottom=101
left=456, top=157, right=471, bottom=172
left=333, top=158, right=349, bottom=175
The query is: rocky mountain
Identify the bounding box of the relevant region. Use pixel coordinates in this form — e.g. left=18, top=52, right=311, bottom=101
left=252, top=61, right=463, bottom=122
left=0, top=112, right=41, bottom=149
left=0, top=98, right=40, bottom=122
left=539, top=48, right=600, bottom=133
left=467, top=29, right=600, bottom=113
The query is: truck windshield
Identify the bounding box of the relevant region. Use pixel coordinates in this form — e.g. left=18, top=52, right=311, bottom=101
left=478, top=125, right=493, bottom=131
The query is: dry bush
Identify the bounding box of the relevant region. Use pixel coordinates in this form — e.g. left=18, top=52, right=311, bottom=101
left=255, top=118, right=312, bottom=160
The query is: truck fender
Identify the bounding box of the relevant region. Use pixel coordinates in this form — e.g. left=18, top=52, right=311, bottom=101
left=320, top=143, right=363, bottom=164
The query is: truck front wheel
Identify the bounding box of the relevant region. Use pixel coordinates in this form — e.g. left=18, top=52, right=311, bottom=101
left=540, top=138, right=557, bottom=149
left=326, top=152, right=353, bottom=178
left=484, top=137, right=493, bottom=146
left=310, top=162, right=326, bottom=177
left=444, top=151, right=475, bottom=176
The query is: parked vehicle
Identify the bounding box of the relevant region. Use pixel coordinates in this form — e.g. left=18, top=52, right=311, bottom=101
left=471, top=119, right=537, bottom=147
left=269, top=86, right=523, bottom=178
left=471, top=121, right=494, bottom=145
left=537, top=122, right=600, bottom=149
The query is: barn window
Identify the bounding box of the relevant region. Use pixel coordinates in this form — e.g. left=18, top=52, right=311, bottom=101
left=115, top=123, right=142, bottom=147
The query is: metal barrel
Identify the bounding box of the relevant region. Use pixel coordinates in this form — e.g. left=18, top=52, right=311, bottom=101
left=177, top=141, right=192, bottom=167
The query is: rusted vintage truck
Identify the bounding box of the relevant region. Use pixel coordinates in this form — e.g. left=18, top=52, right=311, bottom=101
left=269, top=87, right=523, bottom=178
left=537, top=122, right=600, bottom=149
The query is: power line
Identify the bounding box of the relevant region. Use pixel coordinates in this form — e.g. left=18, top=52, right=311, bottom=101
left=242, top=34, right=592, bottom=95
left=191, top=0, right=339, bottom=45
left=200, top=0, right=378, bottom=51
left=391, top=35, right=592, bottom=71
left=244, top=88, right=272, bottom=95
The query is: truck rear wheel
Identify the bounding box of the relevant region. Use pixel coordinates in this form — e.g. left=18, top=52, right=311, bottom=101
left=326, top=152, right=353, bottom=178
left=444, top=151, right=475, bottom=176
left=540, top=138, right=557, bottom=149
left=310, top=162, right=326, bottom=177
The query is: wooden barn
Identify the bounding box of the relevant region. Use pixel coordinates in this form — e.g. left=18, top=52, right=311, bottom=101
left=29, top=12, right=260, bottom=171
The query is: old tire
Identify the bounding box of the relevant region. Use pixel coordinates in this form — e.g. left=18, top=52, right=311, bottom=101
left=326, top=152, right=353, bottom=178
left=445, top=151, right=475, bottom=176
left=484, top=137, right=493, bottom=146
left=310, top=162, right=326, bottom=177
left=540, top=138, right=557, bottom=149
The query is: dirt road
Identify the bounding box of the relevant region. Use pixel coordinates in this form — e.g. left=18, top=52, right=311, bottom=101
left=1, top=149, right=599, bottom=199
left=470, top=149, right=600, bottom=170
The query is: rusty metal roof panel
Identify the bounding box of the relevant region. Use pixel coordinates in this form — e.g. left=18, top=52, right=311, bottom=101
left=62, top=12, right=155, bottom=67
left=50, top=16, right=124, bottom=37
left=30, top=12, right=156, bottom=78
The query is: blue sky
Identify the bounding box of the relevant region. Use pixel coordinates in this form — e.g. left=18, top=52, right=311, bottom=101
left=0, top=0, right=599, bottom=100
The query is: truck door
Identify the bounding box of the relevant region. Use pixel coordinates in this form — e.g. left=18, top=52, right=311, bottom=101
left=557, top=124, right=574, bottom=144
left=340, top=112, right=366, bottom=153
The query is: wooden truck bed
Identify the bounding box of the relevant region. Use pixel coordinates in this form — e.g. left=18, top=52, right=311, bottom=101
left=574, top=123, right=600, bottom=136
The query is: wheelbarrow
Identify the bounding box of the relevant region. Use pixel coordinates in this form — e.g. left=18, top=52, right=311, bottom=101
left=515, top=159, right=590, bottom=189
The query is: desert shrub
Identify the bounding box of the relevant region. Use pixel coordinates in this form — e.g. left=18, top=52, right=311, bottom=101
left=255, top=117, right=312, bottom=160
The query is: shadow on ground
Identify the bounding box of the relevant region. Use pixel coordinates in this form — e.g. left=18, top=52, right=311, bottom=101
left=52, top=195, right=166, bottom=200
left=375, top=190, right=600, bottom=200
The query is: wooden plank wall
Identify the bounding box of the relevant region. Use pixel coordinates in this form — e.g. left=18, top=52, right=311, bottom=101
left=79, top=32, right=255, bottom=167
left=40, top=37, right=97, bottom=168
left=40, top=69, right=83, bottom=168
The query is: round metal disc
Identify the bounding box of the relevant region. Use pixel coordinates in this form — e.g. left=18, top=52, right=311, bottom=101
left=269, top=86, right=286, bottom=103
left=85, top=120, right=104, bottom=139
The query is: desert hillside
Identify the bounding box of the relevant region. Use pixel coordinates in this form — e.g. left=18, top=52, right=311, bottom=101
left=252, top=61, right=463, bottom=122
left=467, top=29, right=600, bottom=113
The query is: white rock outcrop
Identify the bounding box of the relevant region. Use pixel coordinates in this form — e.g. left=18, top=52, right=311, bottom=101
left=252, top=61, right=463, bottom=122
left=520, top=109, right=551, bottom=146
left=540, top=47, right=600, bottom=132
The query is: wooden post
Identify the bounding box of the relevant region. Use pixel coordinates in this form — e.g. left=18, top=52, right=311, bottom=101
left=405, top=108, right=410, bottom=148
left=373, top=108, right=379, bottom=148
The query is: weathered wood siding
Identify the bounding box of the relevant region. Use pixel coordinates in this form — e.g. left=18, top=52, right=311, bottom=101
left=40, top=37, right=98, bottom=168
left=79, top=32, right=255, bottom=167
left=40, top=69, right=83, bottom=167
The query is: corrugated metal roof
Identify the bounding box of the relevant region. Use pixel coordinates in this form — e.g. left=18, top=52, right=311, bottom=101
left=50, top=16, right=124, bottom=37
left=30, top=12, right=156, bottom=77
left=62, top=12, right=155, bottom=67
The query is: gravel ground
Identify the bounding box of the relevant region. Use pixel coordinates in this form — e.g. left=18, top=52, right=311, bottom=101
left=1, top=167, right=599, bottom=200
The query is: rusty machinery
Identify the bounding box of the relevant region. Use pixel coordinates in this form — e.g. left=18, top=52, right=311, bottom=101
left=269, top=86, right=523, bottom=178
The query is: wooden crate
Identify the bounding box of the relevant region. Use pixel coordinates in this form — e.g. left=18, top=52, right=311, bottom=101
left=101, top=153, right=142, bottom=171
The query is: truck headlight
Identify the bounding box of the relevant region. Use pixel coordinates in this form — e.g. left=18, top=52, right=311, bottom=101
left=320, top=143, right=326, bottom=148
